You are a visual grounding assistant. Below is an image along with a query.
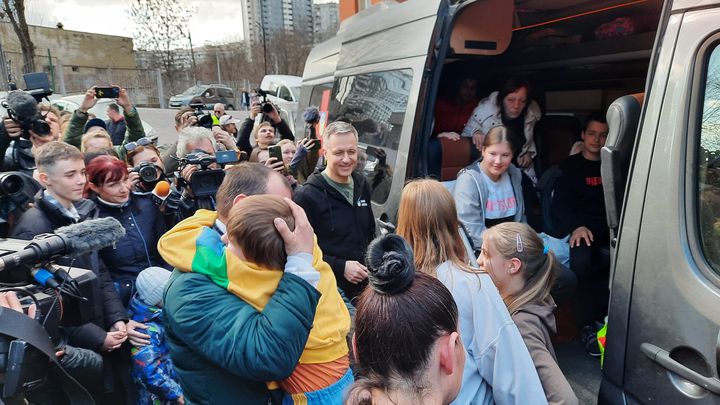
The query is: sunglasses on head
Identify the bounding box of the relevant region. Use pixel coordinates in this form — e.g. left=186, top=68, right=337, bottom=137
left=124, top=137, right=154, bottom=152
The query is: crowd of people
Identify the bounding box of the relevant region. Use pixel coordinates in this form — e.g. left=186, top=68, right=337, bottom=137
left=0, top=75, right=612, bottom=405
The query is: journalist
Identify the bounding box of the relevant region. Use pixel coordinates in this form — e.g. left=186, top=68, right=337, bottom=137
left=237, top=100, right=294, bottom=159
left=85, top=155, right=169, bottom=306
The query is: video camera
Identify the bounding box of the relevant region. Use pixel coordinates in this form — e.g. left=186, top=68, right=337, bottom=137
left=0, top=216, right=126, bottom=400
left=177, top=149, right=240, bottom=197
left=1, top=73, right=54, bottom=140
left=189, top=103, right=214, bottom=129
left=255, top=88, right=275, bottom=114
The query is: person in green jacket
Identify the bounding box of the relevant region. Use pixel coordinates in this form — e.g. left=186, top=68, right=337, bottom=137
left=62, top=86, right=145, bottom=160
left=159, top=163, right=324, bottom=405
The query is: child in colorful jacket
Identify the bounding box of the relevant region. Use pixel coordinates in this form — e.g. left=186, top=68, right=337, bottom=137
left=158, top=195, right=352, bottom=404
left=129, top=267, right=184, bottom=405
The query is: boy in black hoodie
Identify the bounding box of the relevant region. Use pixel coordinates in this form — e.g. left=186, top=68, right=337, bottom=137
left=551, top=112, right=610, bottom=356
left=294, top=121, right=375, bottom=301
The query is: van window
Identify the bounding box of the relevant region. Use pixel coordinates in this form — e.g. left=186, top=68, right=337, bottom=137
left=278, top=86, right=293, bottom=101
left=329, top=69, right=413, bottom=204
left=219, top=88, right=234, bottom=98
left=698, top=44, right=720, bottom=274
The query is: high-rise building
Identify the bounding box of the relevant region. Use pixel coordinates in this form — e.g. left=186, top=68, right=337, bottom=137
left=243, top=0, right=315, bottom=43
left=313, top=2, right=339, bottom=43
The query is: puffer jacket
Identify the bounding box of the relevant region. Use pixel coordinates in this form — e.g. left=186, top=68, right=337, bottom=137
left=461, top=91, right=542, bottom=160
left=129, top=295, right=183, bottom=405
left=93, top=193, right=169, bottom=282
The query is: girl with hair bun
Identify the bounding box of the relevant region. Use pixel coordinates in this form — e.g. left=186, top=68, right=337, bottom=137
left=397, top=179, right=546, bottom=405
left=346, top=234, right=465, bottom=405
left=481, top=222, right=578, bottom=405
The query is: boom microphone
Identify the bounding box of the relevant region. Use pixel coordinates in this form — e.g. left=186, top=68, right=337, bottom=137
left=0, top=217, right=126, bottom=271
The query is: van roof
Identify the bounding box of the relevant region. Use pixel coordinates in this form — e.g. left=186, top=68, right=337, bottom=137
left=261, top=75, right=302, bottom=86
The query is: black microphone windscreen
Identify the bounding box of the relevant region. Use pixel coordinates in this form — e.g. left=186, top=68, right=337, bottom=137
left=6, top=90, right=38, bottom=118
left=54, top=217, right=126, bottom=257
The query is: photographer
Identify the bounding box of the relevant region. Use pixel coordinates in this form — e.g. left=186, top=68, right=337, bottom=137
left=63, top=85, right=145, bottom=161
left=85, top=155, right=169, bottom=306
left=174, top=127, right=223, bottom=218
left=236, top=99, right=294, bottom=159
left=0, top=97, right=62, bottom=175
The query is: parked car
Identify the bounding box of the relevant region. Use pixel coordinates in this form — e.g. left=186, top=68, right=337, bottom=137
left=52, top=95, right=156, bottom=139
left=169, top=84, right=235, bottom=110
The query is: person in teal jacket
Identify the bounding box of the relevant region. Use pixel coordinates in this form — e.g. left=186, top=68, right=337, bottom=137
left=161, top=196, right=322, bottom=405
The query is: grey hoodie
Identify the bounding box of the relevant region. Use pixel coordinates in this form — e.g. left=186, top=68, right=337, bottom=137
left=453, top=160, right=526, bottom=250
left=512, top=297, right=579, bottom=405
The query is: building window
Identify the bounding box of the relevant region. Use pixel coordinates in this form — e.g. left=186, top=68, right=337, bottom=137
left=72, top=66, right=79, bottom=72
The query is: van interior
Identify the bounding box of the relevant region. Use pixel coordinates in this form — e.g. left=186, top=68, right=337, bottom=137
left=430, top=0, right=661, bottom=179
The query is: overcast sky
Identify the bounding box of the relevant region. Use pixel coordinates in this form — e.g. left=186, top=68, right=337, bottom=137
left=23, top=0, right=335, bottom=46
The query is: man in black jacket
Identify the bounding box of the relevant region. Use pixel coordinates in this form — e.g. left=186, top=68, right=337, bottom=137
left=294, top=121, right=375, bottom=300
left=11, top=142, right=128, bottom=352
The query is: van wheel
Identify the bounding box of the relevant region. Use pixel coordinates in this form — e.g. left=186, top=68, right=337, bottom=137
left=227, top=105, right=235, bottom=110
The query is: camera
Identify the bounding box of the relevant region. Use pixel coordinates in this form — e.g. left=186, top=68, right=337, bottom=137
left=1, top=92, right=51, bottom=140
left=178, top=150, right=239, bottom=198
left=189, top=103, right=214, bottom=129
left=255, top=88, right=275, bottom=114
left=0, top=173, right=24, bottom=196
left=132, top=161, right=161, bottom=184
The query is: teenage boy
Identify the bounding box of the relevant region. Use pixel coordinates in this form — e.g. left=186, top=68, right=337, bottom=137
left=294, top=121, right=376, bottom=300
left=11, top=142, right=127, bottom=354
left=551, top=112, right=610, bottom=357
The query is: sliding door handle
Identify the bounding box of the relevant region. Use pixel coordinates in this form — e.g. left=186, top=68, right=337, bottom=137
left=641, top=342, right=720, bottom=395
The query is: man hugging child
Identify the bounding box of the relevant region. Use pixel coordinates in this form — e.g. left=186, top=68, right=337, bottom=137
left=160, top=195, right=352, bottom=404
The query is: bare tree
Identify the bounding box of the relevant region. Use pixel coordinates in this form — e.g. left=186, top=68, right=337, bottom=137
left=128, top=0, right=194, bottom=96
left=0, top=0, right=36, bottom=73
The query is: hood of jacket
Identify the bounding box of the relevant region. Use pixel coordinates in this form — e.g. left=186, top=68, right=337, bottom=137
left=514, top=296, right=557, bottom=335
left=129, top=294, right=162, bottom=323
left=34, top=190, right=97, bottom=225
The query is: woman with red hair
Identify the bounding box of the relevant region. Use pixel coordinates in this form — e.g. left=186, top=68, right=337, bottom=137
left=85, top=155, right=169, bottom=306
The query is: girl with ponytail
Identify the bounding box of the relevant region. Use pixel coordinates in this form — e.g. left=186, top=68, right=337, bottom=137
left=480, top=222, right=578, bottom=405
left=346, top=234, right=465, bottom=405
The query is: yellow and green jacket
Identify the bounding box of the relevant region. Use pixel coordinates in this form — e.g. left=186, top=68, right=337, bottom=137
left=158, top=209, right=350, bottom=365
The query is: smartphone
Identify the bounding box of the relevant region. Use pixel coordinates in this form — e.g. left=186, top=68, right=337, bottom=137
left=215, top=150, right=239, bottom=165
left=95, top=86, right=120, bottom=98
left=268, top=144, right=283, bottom=163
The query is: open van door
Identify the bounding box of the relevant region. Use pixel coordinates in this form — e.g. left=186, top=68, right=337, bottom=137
left=601, top=1, right=720, bottom=403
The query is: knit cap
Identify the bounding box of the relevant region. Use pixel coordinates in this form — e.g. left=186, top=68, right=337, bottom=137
left=135, top=267, right=172, bottom=306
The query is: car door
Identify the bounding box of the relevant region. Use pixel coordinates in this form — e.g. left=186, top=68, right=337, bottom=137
left=602, top=4, right=720, bottom=403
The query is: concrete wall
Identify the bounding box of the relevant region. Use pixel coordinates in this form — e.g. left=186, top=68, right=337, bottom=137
left=0, top=22, right=135, bottom=69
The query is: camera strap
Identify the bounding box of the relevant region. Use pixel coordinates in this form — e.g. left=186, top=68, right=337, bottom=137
left=0, top=307, right=94, bottom=404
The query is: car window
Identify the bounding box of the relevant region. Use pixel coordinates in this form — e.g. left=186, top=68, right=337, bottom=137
left=698, top=44, right=720, bottom=275
left=268, top=83, right=280, bottom=96
left=204, top=88, right=215, bottom=98
left=329, top=69, right=413, bottom=204
left=278, top=86, right=292, bottom=102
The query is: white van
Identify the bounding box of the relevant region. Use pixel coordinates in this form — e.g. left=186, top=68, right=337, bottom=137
left=259, top=75, right=302, bottom=125
left=296, top=0, right=720, bottom=403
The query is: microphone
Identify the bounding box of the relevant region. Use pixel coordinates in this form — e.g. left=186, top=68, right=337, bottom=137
left=0, top=217, right=126, bottom=272
left=151, top=180, right=171, bottom=206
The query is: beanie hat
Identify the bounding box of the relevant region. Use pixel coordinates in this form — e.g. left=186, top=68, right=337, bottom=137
left=135, top=266, right=172, bottom=306
left=84, top=117, right=107, bottom=134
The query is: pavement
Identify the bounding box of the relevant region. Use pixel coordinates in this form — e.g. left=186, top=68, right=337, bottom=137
left=137, top=107, right=249, bottom=148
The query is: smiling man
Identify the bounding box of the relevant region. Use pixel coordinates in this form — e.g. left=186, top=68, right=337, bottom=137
left=293, top=121, right=376, bottom=300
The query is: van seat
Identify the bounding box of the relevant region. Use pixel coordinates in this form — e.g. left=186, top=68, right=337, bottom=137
left=439, top=137, right=474, bottom=181
left=535, top=116, right=582, bottom=175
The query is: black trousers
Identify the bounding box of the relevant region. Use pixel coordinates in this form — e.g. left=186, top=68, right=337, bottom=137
left=570, top=241, right=610, bottom=327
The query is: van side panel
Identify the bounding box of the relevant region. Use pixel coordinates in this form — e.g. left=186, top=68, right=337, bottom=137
left=601, top=11, right=683, bottom=397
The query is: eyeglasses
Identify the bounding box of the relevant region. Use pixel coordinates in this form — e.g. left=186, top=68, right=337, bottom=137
left=124, top=137, right=154, bottom=152
left=214, top=110, right=222, bottom=114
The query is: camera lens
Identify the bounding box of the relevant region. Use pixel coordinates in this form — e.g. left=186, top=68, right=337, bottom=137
left=31, top=119, right=51, bottom=136
left=0, top=173, right=23, bottom=196
left=262, top=102, right=274, bottom=113
left=137, top=165, right=159, bottom=183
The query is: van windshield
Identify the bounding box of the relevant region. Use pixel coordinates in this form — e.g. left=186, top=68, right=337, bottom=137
left=182, top=86, right=204, bottom=95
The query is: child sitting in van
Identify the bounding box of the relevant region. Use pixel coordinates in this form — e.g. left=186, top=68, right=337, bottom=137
left=129, top=266, right=184, bottom=405
left=160, top=195, right=352, bottom=404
